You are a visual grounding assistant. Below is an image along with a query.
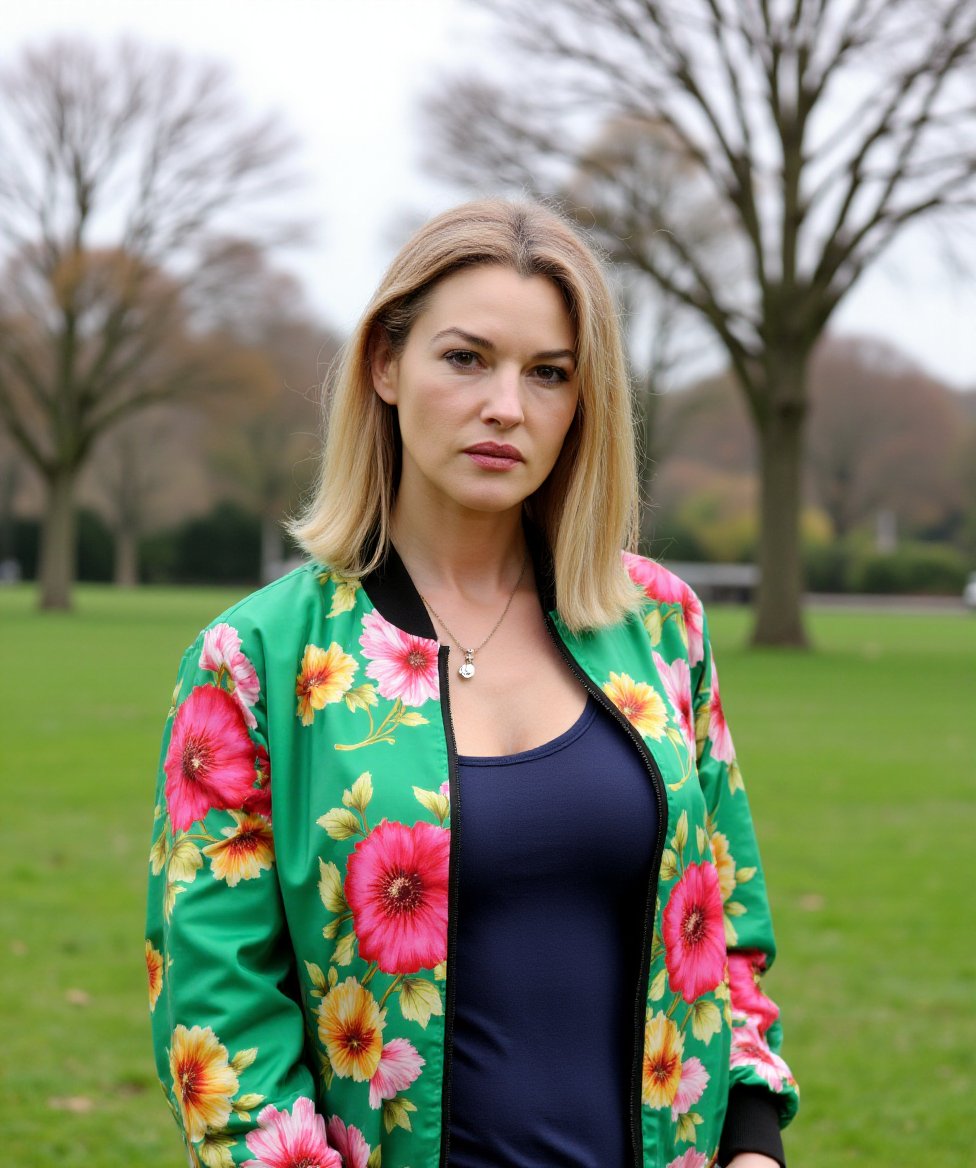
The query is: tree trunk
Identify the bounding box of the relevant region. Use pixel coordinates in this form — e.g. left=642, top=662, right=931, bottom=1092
left=752, top=398, right=810, bottom=647
left=114, top=525, right=139, bottom=587
left=38, top=468, right=77, bottom=610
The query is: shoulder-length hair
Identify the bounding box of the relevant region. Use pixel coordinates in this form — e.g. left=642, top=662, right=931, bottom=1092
left=289, top=197, right=640, bottom=632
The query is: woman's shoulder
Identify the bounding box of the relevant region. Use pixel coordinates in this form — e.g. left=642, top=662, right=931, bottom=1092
left=188, top=560, right=364, bottom=658
left=207, top=559, right=322, bottom=623
left=617, top=551, right=708, bottom=670
left=620, top=550, right=700, bottom=607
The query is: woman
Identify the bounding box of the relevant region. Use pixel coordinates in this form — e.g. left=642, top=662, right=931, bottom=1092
left=147, top=199, right=798, bottom=1168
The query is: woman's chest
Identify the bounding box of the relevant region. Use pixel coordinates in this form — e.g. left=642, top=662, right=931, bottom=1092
left=443, top=609, right=589, bottom=756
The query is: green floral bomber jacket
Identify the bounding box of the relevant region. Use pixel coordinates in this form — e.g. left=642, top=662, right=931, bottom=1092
left=146, top=543, right=799, bottom=1168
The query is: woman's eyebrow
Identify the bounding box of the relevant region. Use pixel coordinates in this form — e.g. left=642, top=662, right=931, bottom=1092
left=430, top=327, right=495, bottom=350
left=535, top=348, right=577, bottom=365
left=431, top=327, right=576, bottom=364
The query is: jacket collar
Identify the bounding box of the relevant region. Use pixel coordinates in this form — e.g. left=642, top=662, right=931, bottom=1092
left=360, top=540, right=437, bottom=639
left=360, top=520, right=556, bottom=639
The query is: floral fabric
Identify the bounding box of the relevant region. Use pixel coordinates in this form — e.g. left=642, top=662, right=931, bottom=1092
left=147, top=556, right=798, bottom=1168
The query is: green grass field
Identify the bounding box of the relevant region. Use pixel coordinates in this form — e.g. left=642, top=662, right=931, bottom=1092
left=2, top=585, right=973, bottom=1166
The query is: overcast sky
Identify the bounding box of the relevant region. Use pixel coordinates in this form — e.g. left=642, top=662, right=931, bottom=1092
left=3, top=0, right=975, bottom=389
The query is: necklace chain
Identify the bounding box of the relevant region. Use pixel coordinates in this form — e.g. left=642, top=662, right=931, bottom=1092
left=419, top=555, right=528, bottom=680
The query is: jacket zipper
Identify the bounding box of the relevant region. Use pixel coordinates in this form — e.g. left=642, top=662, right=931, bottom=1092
left=437, top=644, right=461, bottom=1168
left=542, top=613, right=670, bottom=1168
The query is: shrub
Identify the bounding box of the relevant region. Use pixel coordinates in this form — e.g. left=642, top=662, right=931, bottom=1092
left=4, top=510, right=114, bottom=581
left=141, top=502, right=261, bottom=585
left=847, top=542, right=969, bottom=595
left=77, top=509, right=114, bottom=582
left=804, top=541, right=851, bottom=593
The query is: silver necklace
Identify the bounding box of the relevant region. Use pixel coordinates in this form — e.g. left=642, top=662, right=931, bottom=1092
left=420, top=555, right=528, bottom=680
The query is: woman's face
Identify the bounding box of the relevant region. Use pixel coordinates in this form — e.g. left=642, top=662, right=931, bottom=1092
left=372, top=264, right=579, bottom=524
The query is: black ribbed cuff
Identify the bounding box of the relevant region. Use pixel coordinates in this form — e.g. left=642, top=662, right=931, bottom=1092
left=717, top=1084, right=786, bottom=1167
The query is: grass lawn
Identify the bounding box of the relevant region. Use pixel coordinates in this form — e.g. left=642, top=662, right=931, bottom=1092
left=2, top=584, right=973, bottom=1166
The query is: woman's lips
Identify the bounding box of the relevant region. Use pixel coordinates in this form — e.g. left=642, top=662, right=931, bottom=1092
left=464, top=443, right=523, bottom=470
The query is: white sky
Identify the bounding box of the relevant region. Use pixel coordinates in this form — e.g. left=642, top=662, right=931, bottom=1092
left=2, top=0, right=975, bottom=390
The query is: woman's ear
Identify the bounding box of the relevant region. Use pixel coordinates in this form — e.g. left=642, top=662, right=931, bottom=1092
left=370, top=333, right=398, bottom=405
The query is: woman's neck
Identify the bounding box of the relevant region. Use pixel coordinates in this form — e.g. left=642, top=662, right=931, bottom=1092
left=389, top=506, right=528, bottom=601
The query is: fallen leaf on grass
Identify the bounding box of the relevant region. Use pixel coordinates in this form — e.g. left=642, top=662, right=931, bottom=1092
left=65, top=987, right=91, bottom=1006
left=115, top=1078, right=149, bottom=1097
left=48, top=1096, right=95, bottom=1113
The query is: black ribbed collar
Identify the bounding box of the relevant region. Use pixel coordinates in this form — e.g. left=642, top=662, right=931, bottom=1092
left=360, top=521, right=556, bottom=637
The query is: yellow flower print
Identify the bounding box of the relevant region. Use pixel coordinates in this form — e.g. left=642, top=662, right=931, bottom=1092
left=603, top=672, right=667, bottom=739
left=146, top=940, right=164, bottom=1012
left=642, top=1011, right=684, bottom=1109
left=710, top=831, right=736, bottom=903
left=296, top=643, right=358, bottom=726
left=168, top=1024, right=240, bottom=1143
left=203, top=812, right=275, bottom=886
left=317, top=977, right=384, bottom=1082
left=709, top=829, right=755, bottom=945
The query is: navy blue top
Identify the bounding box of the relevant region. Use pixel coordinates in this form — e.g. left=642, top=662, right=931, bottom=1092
left=448, top=697, right=659, bottom=1167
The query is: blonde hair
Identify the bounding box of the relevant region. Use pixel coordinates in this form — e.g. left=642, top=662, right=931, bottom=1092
left=289, top=198, right=640, bottom=631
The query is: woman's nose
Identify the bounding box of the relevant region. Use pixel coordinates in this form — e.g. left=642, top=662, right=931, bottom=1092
left=482, top=366, right=525, bottom=428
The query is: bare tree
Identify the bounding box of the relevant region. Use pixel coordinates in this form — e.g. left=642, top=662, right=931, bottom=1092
left=807, top=337, right=963, bottom=539
left=649, top=337, right=965, bottom=551
left=566, top=115, right=733, bottom=543
left=86, top=405, right=207, bottom=586
left=424, top=0, right=976, bottom=644
left=0, top=37, right=301, bottom=609
left=186, top=239, right=341, bottom=580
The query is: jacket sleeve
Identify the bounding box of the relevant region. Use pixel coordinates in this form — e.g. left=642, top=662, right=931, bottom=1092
left=146, top=622, right=333, bottom=1168
left=690, top=607, right=800, bottom=1163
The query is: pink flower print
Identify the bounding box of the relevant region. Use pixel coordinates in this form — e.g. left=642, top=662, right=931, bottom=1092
left=242, top=1097, right=340, bottom=1168
left=164, top=686, right=259, bottom=831
left=730, top=1019, right=792, bottom=1092
left=325, top=1116, right=371, bottom=1168
left=368, top=1037, right=425, bottom=1108
left=345, top=820, right=450, bottom=974
left=665, top=1152, right=708, bottom=1168
left=706, top=653, right=735, bottom=763
left=242, top=783, right=272, bottom=821
left=662, top=862, right=726, bottom=1002
left=623, top=552, right=704, bottom=666
left=359, top=609, right=439, bottom=707
left=200, top=623, right=260, bottom=729
left=671, top=1055, right=709, bottom=1119
left=242, top=744, right=272, bottom=820
left=653, top=652, right=695, bottom=754
left=727, top=950, right=780, bottom=1036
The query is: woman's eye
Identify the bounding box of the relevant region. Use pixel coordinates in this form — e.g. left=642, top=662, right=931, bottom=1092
left=445, top=349, right=479, bottom=369
left=534, top=365, right=569, bottom=384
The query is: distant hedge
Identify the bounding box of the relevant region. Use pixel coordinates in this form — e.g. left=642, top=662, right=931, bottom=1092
left=3, top=509, right=114, bottom=582
left=140, top=502, right=262, bottom=584
left=805, top=538, right=969, bottom=595
left=8, top=502, right=262, bottom=585
left=846, top=542, right=969, bottom=595
left=8, top=503, right=971, bottom=594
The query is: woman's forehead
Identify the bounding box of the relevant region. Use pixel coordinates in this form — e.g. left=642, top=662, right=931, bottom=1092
left=413, top=265, right=576, bottom=349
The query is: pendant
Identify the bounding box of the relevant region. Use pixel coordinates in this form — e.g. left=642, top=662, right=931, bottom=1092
left=458, top=651, right=475, bottom=680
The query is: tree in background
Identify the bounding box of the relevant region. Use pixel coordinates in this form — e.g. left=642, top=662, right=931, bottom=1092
left=647, top=334, right=970, bottom=571
left=567, top=117, right=729, bottom=545
left=425, top=0, right=976, bottom=644
left=0, top=37, right=301, bottom=609
left=185, top=239, right=341, bottom=581
left=807, top=338, right=964, bottom=541
left=959, top=449, right=976, bottom=561
left=87, top=405, right=209, bottom=586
